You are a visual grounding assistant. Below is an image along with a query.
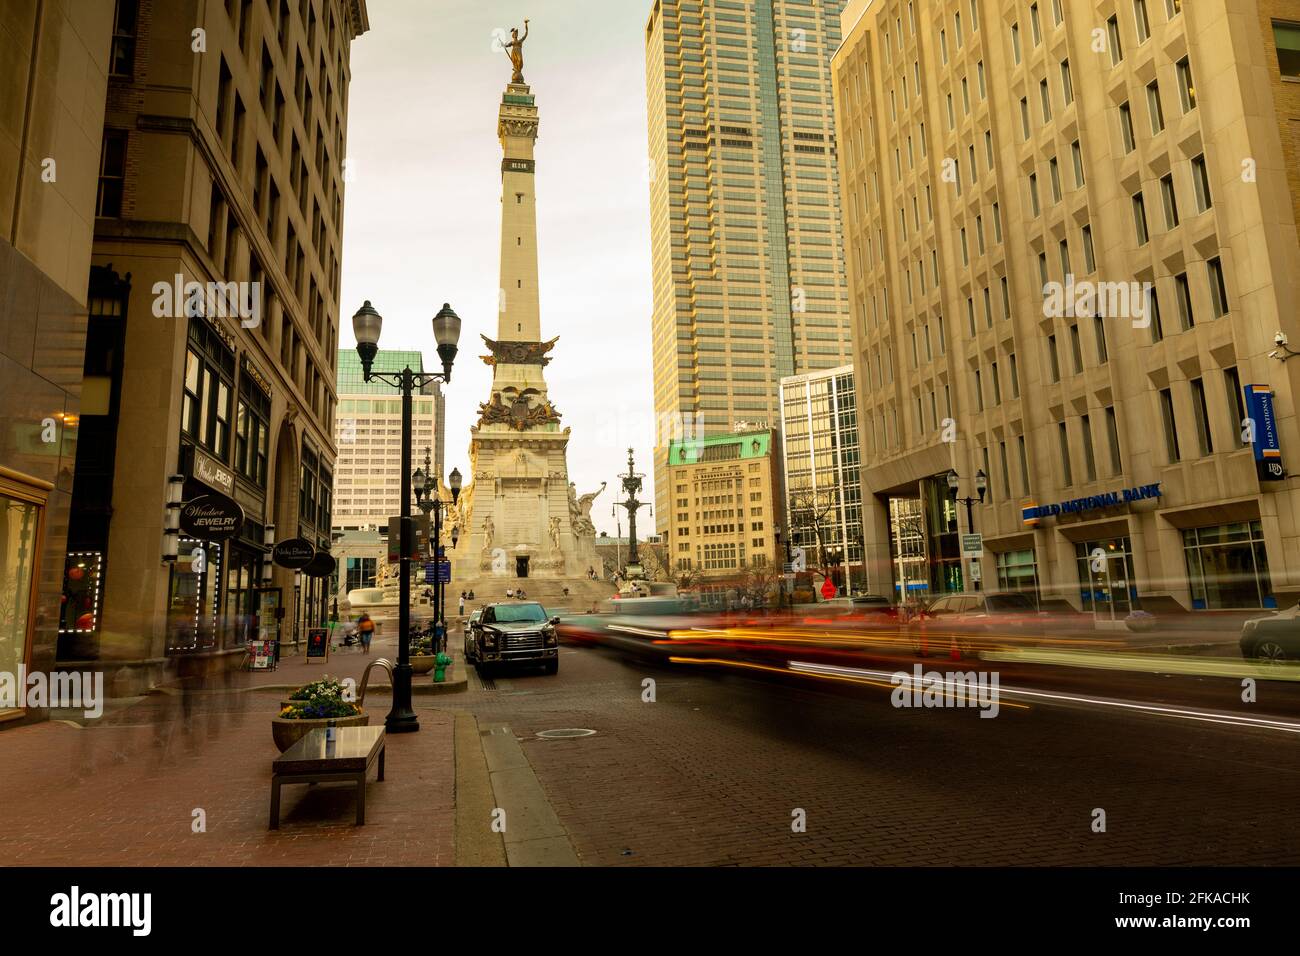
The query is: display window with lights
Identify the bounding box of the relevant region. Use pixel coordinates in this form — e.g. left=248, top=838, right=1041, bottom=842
left=165, top=538, right=223, bottom=654
left=0, top=475, right=46, bottom=719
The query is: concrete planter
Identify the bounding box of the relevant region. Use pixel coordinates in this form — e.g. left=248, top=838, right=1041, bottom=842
left=410, top=654, right=437, bottom=674
left=272, top=712, right=369, bottom=752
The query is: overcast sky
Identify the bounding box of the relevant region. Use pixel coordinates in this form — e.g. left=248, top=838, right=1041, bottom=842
left=340, top=0, right=657, bottom=537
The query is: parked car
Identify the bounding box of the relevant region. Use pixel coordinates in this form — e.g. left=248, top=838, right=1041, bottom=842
left=466, top=601, right=560, bottom=674
left=462, top=608, right=484, bottom=662
left=1240, top=604, right=1300, bottom=661
left=910, top=591, right=1047, bottom=657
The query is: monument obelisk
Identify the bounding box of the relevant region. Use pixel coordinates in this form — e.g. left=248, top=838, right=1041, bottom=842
left=451, top=21, right=603, bottom=586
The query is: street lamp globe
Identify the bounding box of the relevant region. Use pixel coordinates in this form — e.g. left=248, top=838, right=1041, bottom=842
left=946, top=469, right=960, bottom=492
left=975, top=469, right=988, bottom=501
left=352, top=300, right=382, bottom=373
left=448, top=466, right=463, bottom=504
left=432, top=302, right=462, bottom=381
left=412, top=467, right=425, bottom=495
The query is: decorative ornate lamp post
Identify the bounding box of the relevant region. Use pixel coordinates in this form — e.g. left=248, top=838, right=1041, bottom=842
left=352, top=300, right=461, bottom=733
left=616, top=448, right=647, bottom=579
left=413, top=447, right=462, bottom=649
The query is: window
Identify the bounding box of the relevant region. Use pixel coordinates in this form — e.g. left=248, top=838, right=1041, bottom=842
left=1061, top=59, right=1074, bottom=105
left=1030, top=3, right=1042, bottom=45
left=1040, top=78, right=1052, bottom=122
left=1018, top=436, right=1031, bottom=494
left=1108, top=16, right=1123, bottom=65
left=1135, top=0, right=1151, bottom=43
left=1177, top=57, right=1197, bottom=112
left=1048, top=334, right=1061, bottom=382
left=975, top=369, right=984, bottom=411
left=1094, top=316, right=1109, bottom=364
left=110, top=0, right=139, bottom=76
left=1276, top=21, right=1300, bottom=79
left=1011, top=22, right=1021, bottom=64
left=1207, top=257, right=1230, bottom=317
left=1175, top=271, right=1194, bottom=330
left=1166, top=0, right=1182, bottom=18
left=181, top=320, right=236, bottom=460
left=1159, top=387, right=1181, bottom=462
left=1160, top=173, right=1179, bottom=229
left=1069, top=323, right=1084, bottom=373
left=1147, top=81, right=1165, bottom=134
left=1119, top=102, right=1136, bottom=153
left=1081, top=414, right=1098, bottom=482
left=1051, top=0, right=1063, bottom=25
left=1049, top=157, right=1062, bottom=202
left=1010, top=353, right=1020, bottom=397
left=1148, top=284, right=1164, bottom=341
left=96, top=130, right=127, bottom=217
left=999, top=442, right=1012, bottom=498
left=235, top=371, right=270, bottom=487
left=1191, top=154, right=1213, bottom=211
left=1058, top=422, right=1073, bottom=485
left=1190, top=377, right=1214, bottom=456
left=1224, top=366, right=1246, bottom=448
left=1105, top=406, right=1123, bottom=474
left=1059, top=238, right=1071, bottom=277
left=1132, top=192, right=1149, bottom=245
left=1020, top=98, right=1031, bottom=140
left=991, top=361, right=1001, bottom=404
left=1183, top=522, right=1274, bottom=610
left=1072, top=140, right=1085, bottom=187
left=1029, top=173, right=1041, bottom=216
left=1082, top=225, right=1096, bottom=273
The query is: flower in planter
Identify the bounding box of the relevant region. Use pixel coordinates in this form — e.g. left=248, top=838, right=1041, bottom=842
left=289, top=676, right=347, bottom=702
left=278, top=698, right=363, bottom=720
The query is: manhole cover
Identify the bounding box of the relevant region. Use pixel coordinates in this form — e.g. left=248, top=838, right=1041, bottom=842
left=535, top=728, right=597, bottom=739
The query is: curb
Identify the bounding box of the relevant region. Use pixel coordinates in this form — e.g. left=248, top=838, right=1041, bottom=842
left=453, top=712, right=508, bottom=866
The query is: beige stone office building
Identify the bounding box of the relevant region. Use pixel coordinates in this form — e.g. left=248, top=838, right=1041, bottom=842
left=645, top=0, right=855, bottom=534
left=834, top=0, right=1300, bottom=613
left=0, top=3, right=113, bottom=724
left=333, top=348, right=442, bottom=533
left=47, top=0, right=370, bottom=683
left=666, top=428, right=783, bottom=577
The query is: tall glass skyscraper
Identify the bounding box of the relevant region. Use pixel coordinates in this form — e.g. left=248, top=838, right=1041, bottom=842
left=645, top=0, right=854, bottom=533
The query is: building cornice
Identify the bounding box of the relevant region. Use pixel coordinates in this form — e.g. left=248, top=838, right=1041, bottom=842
left=347, top=0, right=370, bottom=38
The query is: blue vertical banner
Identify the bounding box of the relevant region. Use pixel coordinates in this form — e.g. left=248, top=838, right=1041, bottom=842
left=1245, top=384, right=1285, bottom=481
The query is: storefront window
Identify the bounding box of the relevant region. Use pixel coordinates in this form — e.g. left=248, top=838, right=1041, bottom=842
left=1, top=491, right=41, bottom=714
left=995, top=549, right=1039, bottom=601
left=1074, top=537, right=1137, bottom=614
left=1183, top=521, right=1275, bottom=609
left=166, top=538, right=223, bottom=653
left=59, top=552, right=104, bottom=635
left=223, top=547, right=261, bottom=647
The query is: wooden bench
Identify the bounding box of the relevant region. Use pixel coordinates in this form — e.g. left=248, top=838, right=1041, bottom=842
left=270, top=726, right=385, bottom=829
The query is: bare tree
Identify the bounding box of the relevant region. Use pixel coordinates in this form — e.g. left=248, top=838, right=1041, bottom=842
left=786, top=486, right=841, bottom=588
left=737, top=564, right=781, bottom=608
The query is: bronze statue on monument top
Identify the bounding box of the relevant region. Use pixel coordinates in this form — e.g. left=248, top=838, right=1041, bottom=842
left=504, top=19, right=529, bottom=84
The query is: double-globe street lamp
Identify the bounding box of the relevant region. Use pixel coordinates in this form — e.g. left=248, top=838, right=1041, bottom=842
left=946, top=468, right=987, bottom=593
left=352, top=299, right=461, bottom=733
left=413, top=447, right=462, bottom=650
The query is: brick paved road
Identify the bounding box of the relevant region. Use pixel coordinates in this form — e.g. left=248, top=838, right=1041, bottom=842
left=461, top=645, right=1300, bottom=866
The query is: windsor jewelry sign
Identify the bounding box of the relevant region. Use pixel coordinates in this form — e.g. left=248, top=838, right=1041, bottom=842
left=1022, top=483, right=1162, bottom=525
left=179, top=493, right=245, bottom=539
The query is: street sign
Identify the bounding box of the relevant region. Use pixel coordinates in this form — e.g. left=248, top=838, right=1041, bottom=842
left=303, top=550, right=336, bottom=578
left=969, top=559, right=982, bottom=582
left=961, top=533, right=983, bottom=556
left=437, top=560, right=451, bottom=583
left=821, top=577, right=837, bottom=600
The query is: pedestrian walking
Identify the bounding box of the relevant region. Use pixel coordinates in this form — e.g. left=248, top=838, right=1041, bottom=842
left=357, top=613, right=375, bottom=655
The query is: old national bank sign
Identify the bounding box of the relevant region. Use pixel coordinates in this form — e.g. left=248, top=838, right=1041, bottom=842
left=1022, top=483, right=1162, bottom=526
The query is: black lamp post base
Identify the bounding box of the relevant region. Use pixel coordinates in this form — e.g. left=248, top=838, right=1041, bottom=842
left=385, top=664, right=420, bottom=733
